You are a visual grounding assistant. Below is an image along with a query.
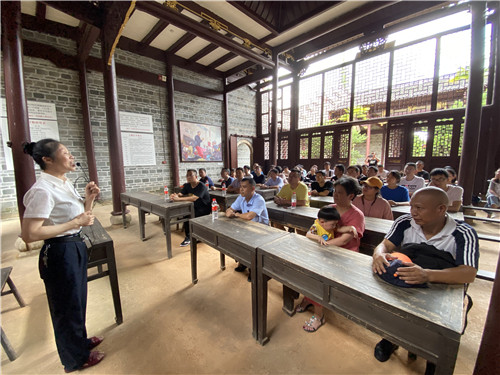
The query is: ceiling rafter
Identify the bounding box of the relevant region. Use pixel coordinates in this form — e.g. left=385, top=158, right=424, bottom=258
left=228, top=1, right=279, bottom=36
left=141, top=20, right=170, bottom=45
left=208, top=52, right=237, bottom=69
left=21, top=13, right=78, bottom=40
left=135, top=1, right=274, bottom=69
left=42, top=1, right=103, bottom=28
left=167, top=33, right=197, bottom=54
left=36, top=2, right=46, bottom=23
left=77, top=22, right=100, bottom=63
left=225, top=67, right=273, bottom=93
left=187, top=44, right=219, bottom=63
left=224, top=61, right=257, bottom=79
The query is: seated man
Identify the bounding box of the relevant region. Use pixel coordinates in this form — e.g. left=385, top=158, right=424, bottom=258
left=226, top=177, right=269, bottom=277
left=262, top=168, right=284, bottom=192
left=400, top=162, right=425, bottom=196
left=253, top=165, right=266, bottom=184
left=274, top=169, right=309, bottom=207
left=199, top=168, right=214, bottom=189
left=372, top=187, right=478, bottom=362
left=170, top=169, right=211, bottom=246
left=227, top=167, right=245, bottom=193
left=214, top=167, right=234, bottom=190
left=429, top=168, right=463, bottom=213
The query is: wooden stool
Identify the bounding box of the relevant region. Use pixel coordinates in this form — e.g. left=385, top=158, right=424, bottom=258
left=1, top=266, right=26, bottom=361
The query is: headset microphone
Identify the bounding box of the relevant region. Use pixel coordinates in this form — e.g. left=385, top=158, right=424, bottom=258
left=76, top=162, right=91, bottom=183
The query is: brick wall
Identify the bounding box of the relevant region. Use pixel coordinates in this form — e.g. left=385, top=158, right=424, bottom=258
left=0, top=30, right=257, bottom=214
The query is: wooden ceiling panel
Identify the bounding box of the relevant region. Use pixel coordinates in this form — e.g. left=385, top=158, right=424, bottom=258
left=175, top=37, right=212, bottom=60
left=121, top=10, right=160, bottom=42
left=45, top=5, right=80, bottom=27
left=21, top=1, right=37, bottom=17
left=150, top=25, right=187, bottom=50
left=216, top=55, right=247, bottom=72
left=196, top=46, right=231, bottom=66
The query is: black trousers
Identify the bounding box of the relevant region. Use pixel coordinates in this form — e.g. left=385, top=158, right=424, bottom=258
left=39, top=240, right=91, bottom=370
left=184, top=207, right=211, bottom=237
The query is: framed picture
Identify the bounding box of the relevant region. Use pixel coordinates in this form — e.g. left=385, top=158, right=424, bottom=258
left=179, top=120, right=223, bottom=162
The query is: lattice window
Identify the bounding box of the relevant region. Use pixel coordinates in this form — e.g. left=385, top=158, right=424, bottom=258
left=298, top=74, right=323, bottom=129
left=282, top=109, right=291, bottom=131
left=261, top=114, right=269, bottom=135
left=299, top=135, right=309, bottom=159
left=458, top=120, right=465, bottom=156
left=323, top=65, right=352, bottom=124
left=311, top=132, right=321, bottom=159
left=323, top=131, right=334, bottom=159
left=354, top=53, right=390, bottom=119
left=437, top=30, right=470, bottom=110
left=432, top=123, right=453, bottom=157
left=412, top=125, right=428, bottom=157
left=280, top=138, right=289, bottom=160
left=388, top=128, right=405, bottom=158
left=282, top=85, right=291, bottom=109
left=261, top=91, right=269, bottom=113
left=339, top=132, right=350, bottom=159
left=391, top=39, right=436, bottom=115
left=264, top=140, right=270, bottom=160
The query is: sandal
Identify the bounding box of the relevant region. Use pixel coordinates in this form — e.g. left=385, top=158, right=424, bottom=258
left=88, top=336, right=104, bottom=349
left=64, top=351, right=105, bottom=373
left=303, top=315, right=325, bottom=333
left=295, top=300, right=313, bottom=314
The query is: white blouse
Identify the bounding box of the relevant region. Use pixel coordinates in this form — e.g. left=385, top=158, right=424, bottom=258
left=23, top=172, right=85, bottom=236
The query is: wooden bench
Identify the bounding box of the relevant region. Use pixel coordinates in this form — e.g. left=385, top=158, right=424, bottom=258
left=1, top=267, right=26, bottom=361
left=83, top=218, right=123, bottom=324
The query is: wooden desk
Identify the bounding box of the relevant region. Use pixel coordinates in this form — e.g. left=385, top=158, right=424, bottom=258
left=256, top=234, right=464, bottom=374
left=189, top=215, right=289, bottom=339
left=83, top=219, right=123, bottom=324
left=209, top=190, right=239, bottom=212
left=255, top=188, right=277, bottom=201
left=309, top=196, right=333, bottom=208
left=392, top=205, right=464, bottom=221
left=120, top=192, right=194, bottom=259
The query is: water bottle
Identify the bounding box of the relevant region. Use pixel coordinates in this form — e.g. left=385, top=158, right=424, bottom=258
left=205, top=181, right=209, bottom=189
left=212, top=198, right=219, bottom=221
left=307, top=187, right=311, bottom=201
left=221, top=182, right=226, bottom=197
left=164, top=185, right=169, bottom=202
left=291, top=191, right=297, bottom=209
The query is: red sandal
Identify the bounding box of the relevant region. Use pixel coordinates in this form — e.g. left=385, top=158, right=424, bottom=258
left=64, top=351, right=105, bottom=373
left=89, top=336, right=104, bottom=349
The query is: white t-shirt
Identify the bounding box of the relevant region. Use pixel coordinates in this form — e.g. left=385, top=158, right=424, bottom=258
left=377, top=169, right=389, bottom=180
left=23, top=172, right=85, bottom=236
left=446, top=184, right=463, bottom=206
left=400, top=175, right=425, bottom=194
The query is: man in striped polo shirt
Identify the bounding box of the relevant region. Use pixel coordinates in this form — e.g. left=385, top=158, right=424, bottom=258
left=371, top=187, right=479, bottom=363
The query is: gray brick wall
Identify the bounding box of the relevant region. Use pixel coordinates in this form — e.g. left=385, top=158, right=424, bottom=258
left=1, top=31, right=257, bottom=215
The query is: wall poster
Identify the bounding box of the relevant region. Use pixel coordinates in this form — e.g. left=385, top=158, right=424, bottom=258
left=179, top=120, right=222, bottom=162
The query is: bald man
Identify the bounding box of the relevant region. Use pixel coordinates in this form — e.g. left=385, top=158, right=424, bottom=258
left=371, top=187, right=479, bottom=362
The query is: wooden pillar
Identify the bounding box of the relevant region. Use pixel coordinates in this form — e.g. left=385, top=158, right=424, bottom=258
left=223, top=83, right=230, bottom=167
left=290, top=70, right=300, bottom=168
left=473, top=253, right=500, bottom=374
left=101, top=47, right=126, bottom=215
left=1, top=1, right=35, bottom=222
left=78, top=60, right=99, bottom=185
left=457, top=1, right=486, bottom=205
left=166, top=58, right=179, bottom=186
left=270, top=51, right=279, bottom=166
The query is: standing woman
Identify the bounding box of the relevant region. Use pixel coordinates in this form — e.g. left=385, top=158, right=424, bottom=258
left=21, top=139, right=104, bottom=373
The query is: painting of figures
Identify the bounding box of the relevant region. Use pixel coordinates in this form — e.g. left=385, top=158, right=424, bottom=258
left=179, top=120, right=223, bottom=162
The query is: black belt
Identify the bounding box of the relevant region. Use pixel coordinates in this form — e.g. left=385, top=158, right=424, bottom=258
left=45, top=232, right=84, bottom=244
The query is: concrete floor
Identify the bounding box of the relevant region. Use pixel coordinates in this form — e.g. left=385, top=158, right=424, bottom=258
left=1, top=201, right=498, bottom=374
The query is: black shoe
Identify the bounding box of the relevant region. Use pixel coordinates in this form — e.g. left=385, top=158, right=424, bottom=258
left=374, top=339, right=398, bottom=362
left=235, top=264, right=247, bottom=272
left=180, top=237, right=191, bottom=247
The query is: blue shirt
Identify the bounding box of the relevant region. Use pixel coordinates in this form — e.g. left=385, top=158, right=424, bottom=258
left=264, top=176, right=284, bottom=192
left=199, top=176, right=214, bottom=188
left=380, top=185, right=410, bottom=202
left=230, top=193, right=269, bottom=225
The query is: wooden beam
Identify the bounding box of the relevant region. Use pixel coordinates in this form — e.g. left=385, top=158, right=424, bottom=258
left=42, top=1, right=103, bottom=28
left=77, top=23, right=100, bottom=62
left=276, top=2, right=396, bottom=54
left=224, top=60, right=256, bottom=78
left=178, top=1, right=272, bottom=53
left=228, top=1, right=279, bottom=36
left=21, top=13, right=77, bottom=40
left=167, top=32, right=197, bottom=54
left=101, top=1, right=135, bottom=66
left=35, top=2, right=46, bottom=23
left=136, top=1, right=274, bottom=69
left=225, top=68, right=273, bottom=93
left=141, top=20, right=169, bottom=45
left=187, top=44, right=218, bottom=63
left=208, top=52, right=236, bottom=69
left=23, top=39, right=78, bottom=70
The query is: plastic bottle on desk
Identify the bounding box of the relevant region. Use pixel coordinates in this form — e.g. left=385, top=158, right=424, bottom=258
left=205, top=181, right=209, bottom=190
left=164, top=186, right=169, bottom=202
left=307, top=187, right=311, bottom=201
left=291, top=191, right=297, bottom=209
left=212, top=198, right=219, bottom=221
left=221, top=182, right=226, bottom=197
